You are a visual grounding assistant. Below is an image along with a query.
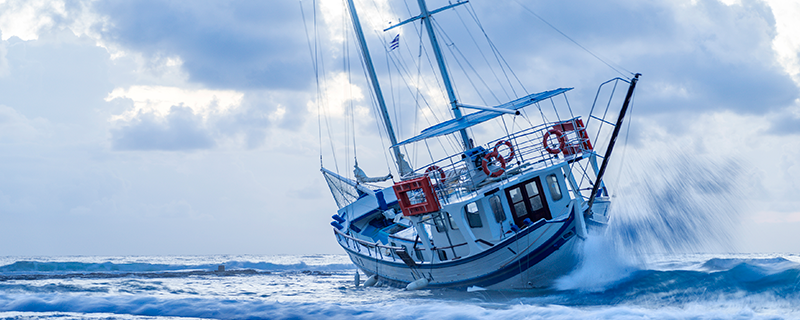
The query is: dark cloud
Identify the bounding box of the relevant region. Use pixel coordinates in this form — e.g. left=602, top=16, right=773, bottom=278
left=94, top=0, right=313, bottom=91
left=213, top=105, right=271, bottom=149
left=111, top=106, right=214, bottom=151
left=0, top=30, right=113, bottom=124
left=767, top=113, right=800, bottom=135
left=413, top=0, right=798, bottom=118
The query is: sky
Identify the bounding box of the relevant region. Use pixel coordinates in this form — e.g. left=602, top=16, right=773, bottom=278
left=0, top=0, right=799, bottom=256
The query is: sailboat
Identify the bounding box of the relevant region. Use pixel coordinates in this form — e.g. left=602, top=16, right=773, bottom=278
left=319, top=0, right=640, bottom=290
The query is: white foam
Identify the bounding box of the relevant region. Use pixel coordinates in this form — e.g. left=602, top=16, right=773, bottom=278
left=555, top=234, right=639, bottom=292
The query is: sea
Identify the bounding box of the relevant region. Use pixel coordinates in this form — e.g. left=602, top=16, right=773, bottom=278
left=1, top=250, right=799, bottom=320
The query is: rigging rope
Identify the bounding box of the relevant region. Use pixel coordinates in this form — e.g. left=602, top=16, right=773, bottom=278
left=344, top=9, right=353, bottom=178
left=432, top=18, right=497, bottom=105
left=316, top=1, right=341, bottom=174
left=454, top=6, right=511, bottom=102
left=398, top=17, right=463, bottom=155
left=466, top=2, right=528, bottom=96
left=355, top=33, right=396, bottom=177
left=512, top=0, right=634, bottom=80
left=370, top=0, right=406, bottom=155
left=381, top=20, right=461, bottom=156
left=611, top=90, right=636, bottom=194
left=412, top=23, right=425, bottom=167
left=299, top=1, right=323, bottom=167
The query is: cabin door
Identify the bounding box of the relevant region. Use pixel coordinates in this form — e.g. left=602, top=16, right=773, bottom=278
left=505, top=177, right=552, bottom=227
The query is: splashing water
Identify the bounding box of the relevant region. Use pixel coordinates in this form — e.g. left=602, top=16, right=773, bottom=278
left=609, top=151, right=746, bottom=255
left=558, top=150, right=747, bottom=292
left=555, top=235, right=639, bottom=292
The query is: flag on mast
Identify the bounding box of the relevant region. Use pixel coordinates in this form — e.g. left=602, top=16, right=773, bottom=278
left=389, top=34, right=400, bottom=51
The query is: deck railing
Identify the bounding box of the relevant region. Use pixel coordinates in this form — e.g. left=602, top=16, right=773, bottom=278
left=406, top=117, right=591, bottom=203
left=334, top=227, right=406, bottom=261
left=335, top=226, right=472, bottom=263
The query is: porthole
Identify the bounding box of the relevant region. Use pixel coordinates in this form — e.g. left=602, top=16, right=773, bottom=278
left=546, top=174, right=562, bottom=201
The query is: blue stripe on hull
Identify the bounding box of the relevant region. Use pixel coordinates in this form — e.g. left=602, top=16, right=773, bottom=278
left=341, top=212, right=573, bottom=269
left=341, top=212, right=578, bottom=289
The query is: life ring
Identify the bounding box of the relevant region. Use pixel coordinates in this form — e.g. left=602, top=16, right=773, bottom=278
left=542, top=129, right=567, bottom=154
left=481, top=151, right=507, bottom=177
left=493, top=140, right=515, bottom=163
left=425, top=165, right=445, bottom=184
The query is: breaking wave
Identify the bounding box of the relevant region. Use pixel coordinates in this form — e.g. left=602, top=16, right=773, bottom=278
left=0, top=259, right=356, bottom=283
left=0, top=261, right=355, bottom=274
left=1, top=255, right=799, bottom=319
left=556, top=150, right=764, bottom=295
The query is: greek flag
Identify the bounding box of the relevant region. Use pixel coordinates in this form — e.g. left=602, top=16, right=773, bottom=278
left=389, top=34, right=400, bottom=51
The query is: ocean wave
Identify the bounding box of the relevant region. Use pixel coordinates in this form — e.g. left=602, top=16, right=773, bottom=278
left=0, top=260, right=356, bottom=275
left=2, top=255, right=799, bottom=319
left=560, top=260, right=800, bottom=307
left=700, top=257, right=795, bottom=271
left=1, top=293, right=797, bottom=320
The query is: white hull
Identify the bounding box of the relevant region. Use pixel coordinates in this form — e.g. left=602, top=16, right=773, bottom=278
left=338, top=209, right=582, bottom=290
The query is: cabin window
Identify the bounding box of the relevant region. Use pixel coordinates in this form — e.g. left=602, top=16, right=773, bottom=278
left=505, top=177, right=552, bottom=227
left=447, top=213, right=459, bottom=230
left=464, top=202, right=483, bottom=228
left=433, top=213, right=447, bottom=233
left=525, top=182, right=544, bottom=211
left=546, top=174, right=563, bottom=201
left=489, top=195, right=506, bottom=223
left=437, top=249, right=448, bottom=261
left=508, top=188, right=526, bottom=218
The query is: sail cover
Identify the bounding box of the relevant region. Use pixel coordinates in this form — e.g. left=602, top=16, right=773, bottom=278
left=394, top=87, right=572, bottom=147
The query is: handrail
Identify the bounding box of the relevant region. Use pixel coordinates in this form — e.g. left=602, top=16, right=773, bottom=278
left=404, top=117, right=591, bottom=203
left=337, top=226, right=468, bottom=252
left=334, top=228, right=404, bottom=251
left=388, top=233, right=422, bottom=244
left=432, top=241, right=469, bottom=250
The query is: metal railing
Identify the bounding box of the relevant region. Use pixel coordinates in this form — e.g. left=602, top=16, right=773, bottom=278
left=335, top=227, right=471, bottom=263
left=334, top=227, right=402, bottom=261
left=405, top=117, right=592, bottom=203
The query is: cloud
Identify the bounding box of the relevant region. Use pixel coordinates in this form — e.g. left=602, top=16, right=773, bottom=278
left=93, top=0, right=313, bottom=90
left=106, top=85, right=244, bottom=121
left=0, top=34, right=7, bottom=76
left=414, top=0, right=799, bottom=117
left=0, top=105, right=50, bottom=143
left=767, top=0, right=800, bottom=83
left=2, top=0, right=800, bottom=256
left=767, top=112, right=800, bottom=135
left=111, top=105, right=214, bottom=151
left=104, top=85, right=315, bottom=149
left=0, top=0, right=67, bottom=41
left=0, top=28, right=113, bottom=124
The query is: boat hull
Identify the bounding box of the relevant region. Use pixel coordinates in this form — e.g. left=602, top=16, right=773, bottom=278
left=337, top=210, right=582, bottom=290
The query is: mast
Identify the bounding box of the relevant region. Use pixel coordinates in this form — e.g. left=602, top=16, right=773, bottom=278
left=587, top=73, right=641, bottom=213
left=345, top=0, right=412, bottom=176
left=415, top=0, right=472, bottom=150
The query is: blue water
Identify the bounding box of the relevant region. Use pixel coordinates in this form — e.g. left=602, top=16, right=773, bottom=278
left=1, top=252, right=799, bottom=319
